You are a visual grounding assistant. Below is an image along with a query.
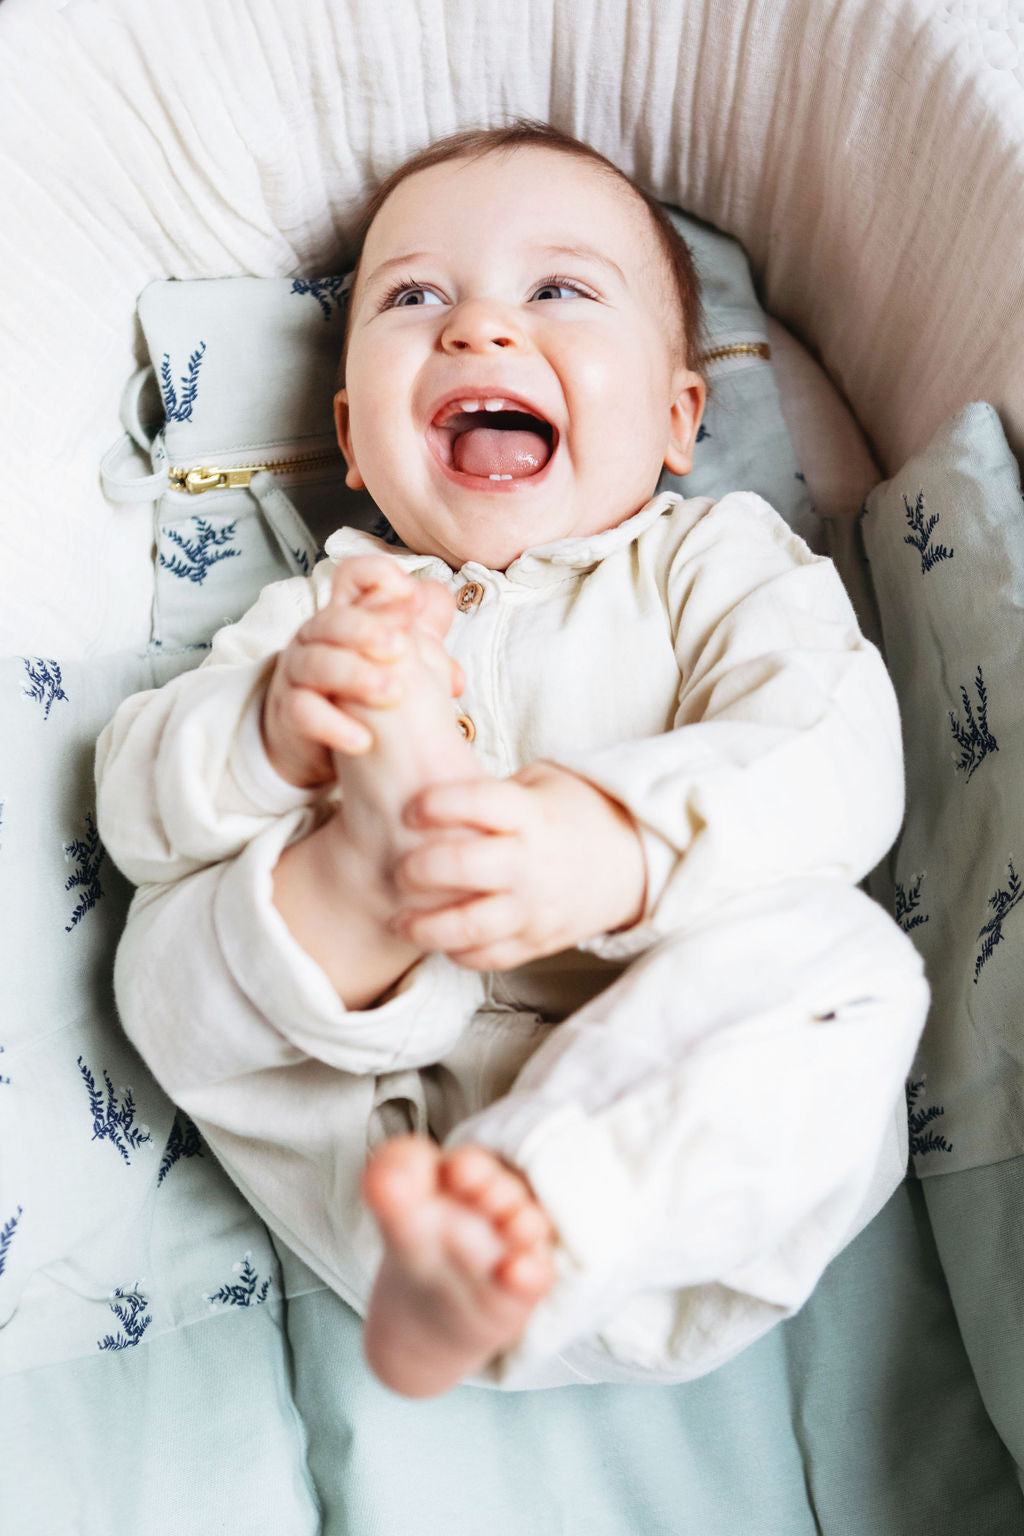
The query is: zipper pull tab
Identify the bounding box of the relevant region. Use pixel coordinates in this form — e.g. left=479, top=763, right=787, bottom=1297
left=170, top=466, right=258, bottom=494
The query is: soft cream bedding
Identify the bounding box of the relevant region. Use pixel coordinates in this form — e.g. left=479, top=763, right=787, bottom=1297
left=1, top=0, right=1022, bottom=654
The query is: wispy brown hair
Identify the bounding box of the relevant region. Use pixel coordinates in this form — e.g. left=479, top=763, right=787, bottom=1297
left=337, top=119, right=707, bottom=381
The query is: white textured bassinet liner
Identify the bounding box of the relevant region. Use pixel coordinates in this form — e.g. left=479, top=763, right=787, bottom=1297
left=1, top=0, right=1022, bottom=654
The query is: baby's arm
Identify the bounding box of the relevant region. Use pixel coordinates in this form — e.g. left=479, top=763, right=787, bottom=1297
left=95, top=552, right=452, bottom=887
left=95, top=574, right=316, bottom=886
left=389, top=493, right=904, bottom=970
left=390, top=761, right=648, bottom=971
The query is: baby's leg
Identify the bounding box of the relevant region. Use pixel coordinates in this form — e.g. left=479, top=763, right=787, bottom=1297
left=272, top=582, right=483, bottom=1009
left=331, top=582, right=481, bottom=894
left=361, top=1137, right=556, bottom=1398
left=428, top=880, right=929, bottom=1383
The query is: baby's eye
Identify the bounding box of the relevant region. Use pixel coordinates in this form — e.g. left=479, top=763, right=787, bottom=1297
left=530, top=278, right=594, bottom=302
left=382, top=282, right=445, bottom=309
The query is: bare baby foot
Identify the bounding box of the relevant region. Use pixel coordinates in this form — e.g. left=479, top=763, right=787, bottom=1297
left=332, top=582, right=481, bottom=893
left=361, top=1136, right=557, bottom=1398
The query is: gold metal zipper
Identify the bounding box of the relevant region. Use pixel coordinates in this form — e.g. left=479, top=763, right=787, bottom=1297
left=169, top=449, right=342, bottom=495
left=699, top=341, right=771, bottom=366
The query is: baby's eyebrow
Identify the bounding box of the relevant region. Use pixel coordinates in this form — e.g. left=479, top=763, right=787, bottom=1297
left=536, top=245, right=627, bottom=285
left=362, top=244, right=627, bottom=292
left=363, top=252, right=433, bottom=288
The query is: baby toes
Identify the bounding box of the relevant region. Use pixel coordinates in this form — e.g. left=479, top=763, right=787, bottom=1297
left=361, top=1134, right=441, bottom=1252
left=500, top=1198, right=557, bottom=1250
left=442, top=1203, right=508, bottom=1279
left=441, top=1145, right=535, bottom=1224
left=495, top=1246, right=557, bottom=1301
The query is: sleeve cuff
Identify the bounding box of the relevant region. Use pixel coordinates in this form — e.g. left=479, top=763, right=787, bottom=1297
left=212, top=812, right=485, bottom=1073
left=578, top=825, right=677, bottom=961
left=224, top=685, right=322, bottom=817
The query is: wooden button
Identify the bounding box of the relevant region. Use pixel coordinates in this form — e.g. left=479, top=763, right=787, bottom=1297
left=456, top=581, right=483, bottom=611
left=456, top=713, right=476, bottom=742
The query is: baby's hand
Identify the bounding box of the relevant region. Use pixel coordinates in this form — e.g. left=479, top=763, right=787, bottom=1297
left=390, top=762, right=648, bottom=970
left=262, top=555, right=462, bottom=789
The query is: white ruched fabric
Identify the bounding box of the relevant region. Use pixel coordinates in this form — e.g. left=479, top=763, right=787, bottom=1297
left=2, top=0, right=1023, bottom=654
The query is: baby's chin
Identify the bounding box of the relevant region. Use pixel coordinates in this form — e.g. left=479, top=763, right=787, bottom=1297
left=379, top=479, right=657, bottom=570
left=377, top=508, right=556, bottom=572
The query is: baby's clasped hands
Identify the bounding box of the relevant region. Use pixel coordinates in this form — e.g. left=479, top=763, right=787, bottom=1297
left=261, top=554, right=464, bottom=789
left=265, top=553, right=648, bottom=973
left=391, top=762, right=648, bottom=971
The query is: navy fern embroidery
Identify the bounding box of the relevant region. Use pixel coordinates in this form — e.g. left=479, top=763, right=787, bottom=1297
left=205, top=1251, right=272, bottom=1308
left=159, top=341, right=207, bottom=423
left=696, top=422, right=710, bottom=444
left=21, top=657, right=68, bottom=718
left=895, top=874, right=930, bottom=934
left=903, top=490, right=953, bottom=573
left=949, top=665, right=998, bottom=780
left=906, top=1079, right=953, bottom=1156
left=974, top=859, right=1022, bottom=982
left=159, top=518, right=242, bottom=584
left=0, top=1207, right=23, bottom=1277
left=97, top=1284, right=152, bottom=1351
left=63, top=811, right=105, bottom=931
left=290, top=275, right=349, bottom=320
left=77, top=1056, right=152, bottom=1164
left=0, top=1044, right=9, bottom=1085
left=157, top=1111, right=204, bottom=1184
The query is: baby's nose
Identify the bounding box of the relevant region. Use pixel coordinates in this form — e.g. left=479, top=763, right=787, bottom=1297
left=441, top=298, right=524, bottom=353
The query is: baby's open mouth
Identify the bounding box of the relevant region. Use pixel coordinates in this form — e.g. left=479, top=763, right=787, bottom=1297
left=428, top=397, right=556, bottom=481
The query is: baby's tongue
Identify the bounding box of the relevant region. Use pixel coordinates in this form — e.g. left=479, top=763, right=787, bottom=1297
left=452, top=426, right=548, bottom=479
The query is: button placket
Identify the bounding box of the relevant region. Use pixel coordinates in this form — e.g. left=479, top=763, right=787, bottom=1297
left=451, top=577, right=497, bottom=761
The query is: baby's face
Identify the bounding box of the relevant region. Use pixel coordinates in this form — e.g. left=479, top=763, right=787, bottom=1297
left=336, top=146, right=704, bottom=570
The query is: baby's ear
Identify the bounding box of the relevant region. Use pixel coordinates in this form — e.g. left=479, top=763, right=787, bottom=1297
left=663, top=371, right=706, bottom=476
left=334, top=390, right=366, bottom=491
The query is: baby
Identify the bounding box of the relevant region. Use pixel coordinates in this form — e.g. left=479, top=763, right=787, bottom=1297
left=97, top=122, right=929, bottom=1398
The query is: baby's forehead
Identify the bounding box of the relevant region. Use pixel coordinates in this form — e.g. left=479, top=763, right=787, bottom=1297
left=366, top=145, right=656, bottom=263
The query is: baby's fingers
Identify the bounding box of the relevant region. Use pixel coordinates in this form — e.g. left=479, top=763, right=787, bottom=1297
left=299, top=601, right=409, bottom=662
left=283, top=639, right=403, bottom=708
left=329, top=554, right=416, bottom=610
left=404, top=777, right=529, bottom=836
left=285, top=687, right=374, bottom=755
left=410, top=577, right=457, bottom=641
left=396, top=833, right=517, bottom=897
left=397, top=893, right=524, bottom=965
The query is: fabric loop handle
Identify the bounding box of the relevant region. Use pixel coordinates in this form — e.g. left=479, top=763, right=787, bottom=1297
left=250, top=471, right=320, bottom=575
left=100, top=430, right=170, bottom=504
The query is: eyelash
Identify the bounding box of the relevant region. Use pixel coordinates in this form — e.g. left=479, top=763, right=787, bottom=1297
left=377, top=276, right=435, bottom=311
left=533, top=274, right=599, bottom=301
left=377, top=273, right=599, bottom=310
